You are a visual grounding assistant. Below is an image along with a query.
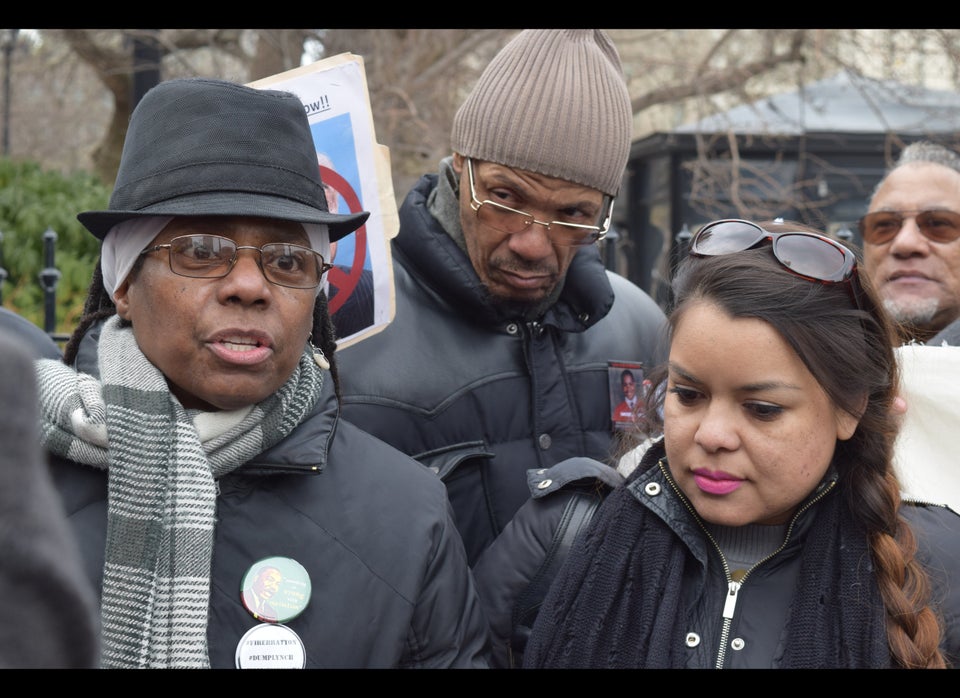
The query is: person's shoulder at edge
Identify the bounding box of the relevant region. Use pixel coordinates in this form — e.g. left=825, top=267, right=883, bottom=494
left=0, top=332, right=99, bottom=668
left=0, top=307, right=61, bottom=359
left=900, top=499, right=960, bottom=666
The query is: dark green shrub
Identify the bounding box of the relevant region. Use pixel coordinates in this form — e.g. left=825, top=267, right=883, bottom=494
left=0, top=158, right=109, bottom=334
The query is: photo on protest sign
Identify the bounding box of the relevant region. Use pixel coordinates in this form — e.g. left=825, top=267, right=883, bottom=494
left=249, top=54, right=398, bottom=348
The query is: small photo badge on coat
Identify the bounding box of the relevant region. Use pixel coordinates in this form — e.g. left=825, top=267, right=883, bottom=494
left=235, top=623, right=306, bottom=669
left=608, top=360, right=649, bottom=432
left=240, top=556, right=312, bottom=624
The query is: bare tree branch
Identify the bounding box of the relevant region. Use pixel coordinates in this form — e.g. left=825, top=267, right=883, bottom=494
left=631, top=30, right=808, bottom=113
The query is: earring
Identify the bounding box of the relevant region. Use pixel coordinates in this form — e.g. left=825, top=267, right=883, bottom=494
left=310, top=342, right=330, bottom=370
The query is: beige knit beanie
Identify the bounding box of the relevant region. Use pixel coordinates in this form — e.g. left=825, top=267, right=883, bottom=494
left=451, top=29, right=632, bottom=198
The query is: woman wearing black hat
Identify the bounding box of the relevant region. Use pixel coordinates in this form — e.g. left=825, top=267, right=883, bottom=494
left=34, top=77, right=491, bottom=669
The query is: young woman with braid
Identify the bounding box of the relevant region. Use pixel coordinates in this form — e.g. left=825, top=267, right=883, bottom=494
left=521, top=219, right=960, bottom=669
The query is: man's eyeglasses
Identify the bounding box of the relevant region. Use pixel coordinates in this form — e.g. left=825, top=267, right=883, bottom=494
left=690, top=219, right=857, bottom=284
left=139, top=234, right=333, bottom=289
left=857, top=209, right=960, bottom=245
left=466, top=157, right=611, bottom=247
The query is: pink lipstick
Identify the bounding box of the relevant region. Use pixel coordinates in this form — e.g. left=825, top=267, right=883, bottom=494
left=692, top=469, right=743, bottom=496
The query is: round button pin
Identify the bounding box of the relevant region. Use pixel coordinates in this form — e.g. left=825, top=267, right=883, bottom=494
left=240, top=556, right=312, bottom=624
left=235, top=623, right=306, bottom=669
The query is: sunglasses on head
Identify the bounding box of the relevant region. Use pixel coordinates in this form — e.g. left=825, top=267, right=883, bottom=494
left=857, top=209, right=960, bottom=245
left=689, top=219, right=858, bottom=284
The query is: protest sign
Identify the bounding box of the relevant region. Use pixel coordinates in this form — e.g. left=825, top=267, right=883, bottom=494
left=250, top=54, right=398, bottom=347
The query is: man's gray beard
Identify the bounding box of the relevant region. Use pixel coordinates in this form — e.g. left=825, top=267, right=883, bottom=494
left=882, top=295, right=940, bottom=328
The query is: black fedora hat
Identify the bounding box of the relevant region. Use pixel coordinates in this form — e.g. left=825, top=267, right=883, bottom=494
left=78, top=78, right=369, bottom=242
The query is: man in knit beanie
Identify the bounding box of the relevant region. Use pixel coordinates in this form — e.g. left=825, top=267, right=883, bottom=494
left=336, top=29, right=666, bottom=571
left=450, top=29, right=632, bottom=202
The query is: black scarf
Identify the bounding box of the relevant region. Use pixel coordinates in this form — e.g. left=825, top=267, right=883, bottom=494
left=523, top=459, right=890, bottom=668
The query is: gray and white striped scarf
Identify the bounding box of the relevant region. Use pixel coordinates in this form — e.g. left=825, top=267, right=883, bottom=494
left=35, top=315, right=325, bottom=668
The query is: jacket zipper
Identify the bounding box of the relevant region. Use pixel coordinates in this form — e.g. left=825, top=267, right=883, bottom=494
left=656, top=458, right=836, bottom=668
left=716, top=580, right=741, bottom=668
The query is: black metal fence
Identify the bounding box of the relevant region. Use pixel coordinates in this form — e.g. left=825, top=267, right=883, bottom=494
left=0, top=228, right=67, bottom=343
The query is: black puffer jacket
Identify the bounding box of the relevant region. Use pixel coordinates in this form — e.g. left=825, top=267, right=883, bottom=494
left=497, top=440, right=960, bottom=668
left=47, top=352, right=491, bottom=668
left=472, top=457, right=624, bottom=668
left=336, top=173, right=667, bottom=565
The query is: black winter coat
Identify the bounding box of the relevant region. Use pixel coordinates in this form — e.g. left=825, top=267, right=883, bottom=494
left=472, top=457, right=625, bottom=668
left=485, top=440, right=960, bottom=668
left=336, top=173, right=668, bottom=565
left=48, top=375, right=492, bottom=669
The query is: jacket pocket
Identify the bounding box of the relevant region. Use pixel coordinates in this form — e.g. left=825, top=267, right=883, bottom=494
left=414, top=441, right=495, bottom=481
left=414, top=441, right=497, bottom=566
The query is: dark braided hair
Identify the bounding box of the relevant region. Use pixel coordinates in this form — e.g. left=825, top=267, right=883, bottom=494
left=63, top=255, right=344, bottom=402
left=635, top=221, right=946, bottom=668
